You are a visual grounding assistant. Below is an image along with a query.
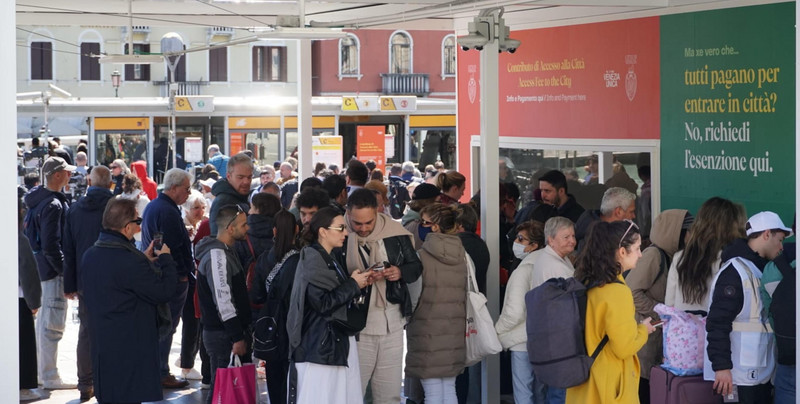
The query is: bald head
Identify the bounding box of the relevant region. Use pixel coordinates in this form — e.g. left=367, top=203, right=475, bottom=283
left=90, top=165, right=112, bottom=189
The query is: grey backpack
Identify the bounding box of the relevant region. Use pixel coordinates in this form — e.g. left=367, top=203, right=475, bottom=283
left=525, top=277, right=608, bottom=388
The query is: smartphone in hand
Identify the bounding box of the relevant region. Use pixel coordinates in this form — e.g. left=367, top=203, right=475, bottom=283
left=369, top=262, right=386, bottom=272
left=153, top=232, right=164, bottom=250
left=651, top=320, right=665, bottom=327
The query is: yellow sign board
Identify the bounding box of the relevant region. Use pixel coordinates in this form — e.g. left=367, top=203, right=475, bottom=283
left=342, top=96, right=379, bottom=112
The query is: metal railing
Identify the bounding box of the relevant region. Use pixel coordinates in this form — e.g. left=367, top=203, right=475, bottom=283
left=152, top=80, right=210, bottom=97
left=380, top=73, right=430, bottom=96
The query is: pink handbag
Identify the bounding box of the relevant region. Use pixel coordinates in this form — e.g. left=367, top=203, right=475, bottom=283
left=212, top=354, right=257, bottom=404
left=654, top=303, right=706, bottom=376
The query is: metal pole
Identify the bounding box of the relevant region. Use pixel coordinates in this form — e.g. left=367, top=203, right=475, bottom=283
left=479, top=17, right=501, bottom=404
left=297, top=39, right=313, bottom=180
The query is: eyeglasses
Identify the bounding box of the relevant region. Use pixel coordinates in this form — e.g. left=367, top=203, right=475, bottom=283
left=421, top=219, right=434, bottom=227
left=225, top=205, right=245, bottom=229
left=129, top=217, right=143, bottom=225
left=515, top=234, right=531, bottom=244
left=326, top=225, right=347, bottom=232
left=619, top=219, right=639, bottom=249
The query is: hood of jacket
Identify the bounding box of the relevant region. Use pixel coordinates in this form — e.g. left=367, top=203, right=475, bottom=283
left=721, top=238, right=769, bottom=271
left=24, top=185, right=68, bottom=210
left=211, top=178, right=246, bottom=199
left=575, top=209, right=602, bottom=241
left=130, top=161, right=148, bottom=180
left=421, top=232, right=464, bottom=266
left=78, top=187, right=114, bottom=212
left=649, top=209, right=689, bottom=256
left=194, top=236, right=228, bottom=267
left=247, top=213, right=274, bottom=238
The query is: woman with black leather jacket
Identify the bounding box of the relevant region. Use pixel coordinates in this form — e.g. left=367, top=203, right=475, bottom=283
left=286, top=207, right=372, bottom=404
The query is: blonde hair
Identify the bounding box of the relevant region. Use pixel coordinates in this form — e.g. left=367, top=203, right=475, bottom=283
left=364, top=180, right=388, bottom=205
left=420, top=203, right=461, bottom=234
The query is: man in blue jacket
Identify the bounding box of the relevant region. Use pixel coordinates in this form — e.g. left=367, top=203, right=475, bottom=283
left=23, top=156, right=76, bottom=390
left=141, top=167, right=194, bottom=388
left=63, top=165, right=113, bottom=402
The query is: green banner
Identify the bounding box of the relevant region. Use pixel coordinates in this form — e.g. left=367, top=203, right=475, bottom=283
left=660, top=2, right=795, bottom=222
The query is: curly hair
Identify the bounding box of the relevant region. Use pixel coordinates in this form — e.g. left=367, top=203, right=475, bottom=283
left=574, top=221, right=640, bottom=287
left=676, top=197, right=746, bottom=305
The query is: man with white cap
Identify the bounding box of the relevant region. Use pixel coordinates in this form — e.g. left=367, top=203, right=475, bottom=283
left=705, top=211, right=792, bottom=403
left=22, top=156, right=77, bottom=390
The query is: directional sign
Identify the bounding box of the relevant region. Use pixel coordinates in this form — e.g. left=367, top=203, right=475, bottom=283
left=380, top=96, right=417, bottom=111
left=342, top=96, right=379, bottom=112
left=174, top=96, right=214, bottom=113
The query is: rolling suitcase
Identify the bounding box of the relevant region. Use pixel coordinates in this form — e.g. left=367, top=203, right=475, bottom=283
left=649, top=366, right=722, bottom=404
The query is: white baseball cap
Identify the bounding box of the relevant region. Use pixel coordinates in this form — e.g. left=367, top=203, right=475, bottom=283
left=745, top=211, right=793, bottom=237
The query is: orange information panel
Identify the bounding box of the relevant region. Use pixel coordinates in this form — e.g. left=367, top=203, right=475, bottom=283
left=356, top=126, right=385, bottom=166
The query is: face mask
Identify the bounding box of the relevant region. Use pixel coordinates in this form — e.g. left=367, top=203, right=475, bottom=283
left=513, top=242, right=530, bottom=260
left=418, top=225, right=432, bottom=241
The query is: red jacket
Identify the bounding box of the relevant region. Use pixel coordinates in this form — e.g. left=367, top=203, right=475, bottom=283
left=130, top=161, right=158, bottom=200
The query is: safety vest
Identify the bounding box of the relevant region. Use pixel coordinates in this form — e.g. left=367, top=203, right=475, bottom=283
left=703, top=257, right=776, bottom=386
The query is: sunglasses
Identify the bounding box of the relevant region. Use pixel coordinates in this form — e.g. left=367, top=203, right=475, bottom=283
left=326, top=225, right=347, bottom=232
left=619, top=219, right=639, bottom=249
left=225, top=205, right=245, bottom=229
left=421, top=219, right=434, bottom=227
left=129, top=217, right=143, bottom=225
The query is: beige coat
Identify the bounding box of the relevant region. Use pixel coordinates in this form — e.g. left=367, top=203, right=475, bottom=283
left=625, top=209, right=687, bottom=379
left=405, top=232, right=467, bottom=379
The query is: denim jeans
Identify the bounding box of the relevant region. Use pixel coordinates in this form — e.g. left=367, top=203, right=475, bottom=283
left=545, top=386, right=566, bottom=404
left=774, top=365, right=795, bottom=404
left=510, top=351, right=535, bottom=404
left=421, top=377, right=458, bottom=404
left=159, top=280, right=189, bottom=377
left=37, top=276, right=67, bottom=383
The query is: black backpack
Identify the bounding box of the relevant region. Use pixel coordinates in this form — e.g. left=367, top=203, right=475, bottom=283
left=388, top=179, right=411, bottom=219
left=525, top=277, right=610, bottom=388
left=252, top=251, right=298, bottom=361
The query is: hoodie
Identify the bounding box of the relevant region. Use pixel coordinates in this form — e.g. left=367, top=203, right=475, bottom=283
left=130, top=160, right=157, bottom=200
left=406, top=232, right=467, bottom=379
left=24, top=185, right=70, bottom=281
left=209, top=179, right=249, bottom=235
left=625, top=209, right=688, bottom=378
left=195, top=236, right=252, bottom=343
left=706, top=238, right=769, bottom=372
left=63, top=186, right=115, bottom=294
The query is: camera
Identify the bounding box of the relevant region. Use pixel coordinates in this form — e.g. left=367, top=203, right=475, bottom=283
left=458, top=33, right=489, bottom=51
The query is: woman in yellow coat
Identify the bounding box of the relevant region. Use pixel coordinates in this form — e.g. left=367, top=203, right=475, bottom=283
left=567, top=220, right=656, bottom=404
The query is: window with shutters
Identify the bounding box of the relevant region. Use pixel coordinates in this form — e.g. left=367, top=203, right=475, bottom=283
left=124, top=43, right=151, bottom=81
left=209, top=47, right=227, bottom=82
left=339, top=34, right=360, bottom=78
left=389, top=31, right=412, bottom=74
left=442, top=35, right=456, bottom=78
left=80, top=42, right=101, bottom=81
left=30, top=41, right=53, bottom=80
left=252, top=46, right=287, bottom=82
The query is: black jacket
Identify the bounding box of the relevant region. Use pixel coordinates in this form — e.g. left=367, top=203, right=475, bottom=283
left=770, top=251, right=795, bottom=365
left=235, top=213, right=275, bottom=273
left=459, top=232, right=490, bottom=294
left=341, top=234, right=422, bottom=316
left=209, top=179, right=249, bottom=235
left=706, top=238, right=769, bottom=371
left=63, top=186, right=114, bottom=294
left=23, top=185, right=70, bottom=281
left=557, top=193, right=585, bottom=224
left=257, top=248, right=300, bottom=361
left=292, top=245, right=361, bottom=366
left=574, top=209, right=602, bottom=253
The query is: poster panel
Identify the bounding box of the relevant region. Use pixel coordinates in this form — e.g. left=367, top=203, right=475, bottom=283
left=356, top=126, right=386, bottom=166
left=312, top=136, right=343, bottom=168
left=660, top=2, right=795, bottom=220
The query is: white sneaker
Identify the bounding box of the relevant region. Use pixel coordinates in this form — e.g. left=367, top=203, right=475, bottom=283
left=181, top=368, right=202, bottom=380
left=200, top=382, right=211, bottom=390
left=20, top=389, right=41, bottom=401
left=43, top=379, right=78, bottom=390
left=174, top=358, right=182, bottom=368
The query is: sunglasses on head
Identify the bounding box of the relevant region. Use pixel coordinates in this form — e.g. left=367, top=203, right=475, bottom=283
left=225, top=205, right=245, bottom=229
left=619, top=219, right=639, bottom=249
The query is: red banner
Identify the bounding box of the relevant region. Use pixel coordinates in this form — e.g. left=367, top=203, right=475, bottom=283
left=356, top=126, right=386, bottom=166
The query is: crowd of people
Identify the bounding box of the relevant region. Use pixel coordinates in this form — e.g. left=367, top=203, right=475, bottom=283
left=15, top=145, right=795, bottom=404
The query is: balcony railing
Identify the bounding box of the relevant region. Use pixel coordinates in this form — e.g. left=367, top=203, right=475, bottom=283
left=380, top=73, right=430, bottom=96
left=152, top=80, right=210, bottom=97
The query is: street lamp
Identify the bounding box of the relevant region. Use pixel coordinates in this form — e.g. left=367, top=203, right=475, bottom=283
left=111, top=70, right=121, bottom=97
